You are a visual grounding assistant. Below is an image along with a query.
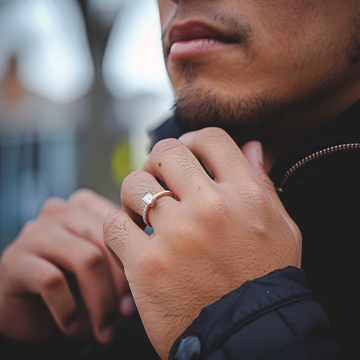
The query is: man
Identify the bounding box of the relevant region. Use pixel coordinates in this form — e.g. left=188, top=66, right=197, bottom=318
left=0, top=0, right=359, bottom=359
left=104, top=0, right=360, bottom=359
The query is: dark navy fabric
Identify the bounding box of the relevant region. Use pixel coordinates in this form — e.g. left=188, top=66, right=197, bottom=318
left=169, top=268, right=343, bottom=360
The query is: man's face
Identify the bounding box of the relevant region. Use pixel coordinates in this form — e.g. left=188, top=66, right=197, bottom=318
left=158, top=0, right=360, bottom=137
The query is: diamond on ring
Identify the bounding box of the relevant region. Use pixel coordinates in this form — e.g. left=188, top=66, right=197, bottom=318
left=141, top=190, right=175, bottom=228
left=142, top=192, right=156, bottom=206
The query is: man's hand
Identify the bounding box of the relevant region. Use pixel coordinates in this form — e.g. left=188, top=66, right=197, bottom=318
left=104, top=128, right=302, bottom=359
left=0, top=189, right=134, bottom=343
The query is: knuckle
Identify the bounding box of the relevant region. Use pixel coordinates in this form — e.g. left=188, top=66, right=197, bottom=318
left=0, top=245, right=16, bottom=272
left=205, top=191, right=224, bottom=207
left=244, top=182, right=276, bottom=221
left=68, top=188, right=97, bottom=205
left=151, top=138, right=183, bottom=159
left=103, top=212, right=120, bottom=239
left=16, top=220, right=45, bottom=245
left=196, top=128, right=241, bottom=166
left=81, top=246, right=105, bottom=270
left=40, top=270, right=65, bottom=292
left=204, top=192, right=232, bottom=220
left=259, top=172, right=276, bottom=190
left=247, top=182, right=268, bottom=203
left=152, top=139, right=200, bottom=179
left=39, top=197, right=68, bottom=216
left=197, top=127, right=229, bottom=143
left=21, top=219, right=39, bottom=234
left=104, top=212, right=131, bottom=254
left=121, top=171, right=144, bottom=192
left=137, top=250, right=167, bottom=279
left=293, top=226, right=303, bottom=244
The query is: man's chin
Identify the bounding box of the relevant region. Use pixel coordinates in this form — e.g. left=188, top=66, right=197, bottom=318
left=173, top=87, right=292, bottom=140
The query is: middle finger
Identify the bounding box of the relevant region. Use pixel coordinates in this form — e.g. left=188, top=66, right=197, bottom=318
left=29, top=224, right=117, bottom=344
left=42, top=201, right=129, bottom=298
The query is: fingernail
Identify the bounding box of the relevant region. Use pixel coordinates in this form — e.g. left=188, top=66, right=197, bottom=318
left=119, top=294, right=136, bottom=317
left=99, top=323, right=115, bottom=344
left=65, top=314, right=78, bottom=333
left=257, top=142, right=264, bottom=165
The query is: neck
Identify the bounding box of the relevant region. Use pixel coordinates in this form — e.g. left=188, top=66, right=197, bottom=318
left=235, top=76, right=360, bottom=173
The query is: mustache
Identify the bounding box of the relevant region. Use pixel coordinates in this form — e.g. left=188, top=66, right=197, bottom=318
left=161, top=3, right=252, bottom=46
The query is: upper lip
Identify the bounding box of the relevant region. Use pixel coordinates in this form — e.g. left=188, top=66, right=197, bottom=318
left=166, top=21, right=241, bottom=55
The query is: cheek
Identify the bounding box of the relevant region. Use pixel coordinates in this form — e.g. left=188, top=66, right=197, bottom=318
left=247, top=2, right=321, bottom=74
left=252, top=1, right=348, bottom=72
left=158, top=0, right=177, bottom=31
left=251, top=0, right=321, bottom=47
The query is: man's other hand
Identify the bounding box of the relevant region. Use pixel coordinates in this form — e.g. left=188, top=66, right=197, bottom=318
left=104, top=128, right=302, bottom=359
left=0, top=189, right=134, bottom=343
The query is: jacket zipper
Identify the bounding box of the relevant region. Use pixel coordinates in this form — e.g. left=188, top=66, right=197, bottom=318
left=276, top=143, right=360, bottom=192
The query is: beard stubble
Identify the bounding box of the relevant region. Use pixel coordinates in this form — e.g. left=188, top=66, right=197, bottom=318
left=173, top=79, right=293, bottom=138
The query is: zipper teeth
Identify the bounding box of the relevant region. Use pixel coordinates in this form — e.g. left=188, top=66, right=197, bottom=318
left=277, top=143, right=360, bottom=191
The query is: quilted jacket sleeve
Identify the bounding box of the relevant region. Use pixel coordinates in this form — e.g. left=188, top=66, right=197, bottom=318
left=168, top=267, right=343, bottom=360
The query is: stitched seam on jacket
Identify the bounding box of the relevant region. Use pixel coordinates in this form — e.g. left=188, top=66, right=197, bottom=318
left=204, top=294, right=312, bottom=358
left=275, top=308, right=316, bottom=360
left=221, top=345, right=233, bottom=360
left=262, top=338, right=318, bottom=360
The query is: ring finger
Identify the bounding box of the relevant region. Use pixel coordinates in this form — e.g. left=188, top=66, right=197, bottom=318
left=121, top=170, right=177, bottom=229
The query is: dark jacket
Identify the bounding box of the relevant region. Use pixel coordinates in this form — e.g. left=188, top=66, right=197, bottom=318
left=1, top=101, right=360, bottom=360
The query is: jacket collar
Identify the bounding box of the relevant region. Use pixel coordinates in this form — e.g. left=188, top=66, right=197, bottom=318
left=150, top=99, right=360, bottom=182
left=269, top=99, right=360, bottom=184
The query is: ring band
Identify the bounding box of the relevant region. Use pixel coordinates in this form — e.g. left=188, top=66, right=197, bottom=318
left=142, top=190, right=175, bottom=227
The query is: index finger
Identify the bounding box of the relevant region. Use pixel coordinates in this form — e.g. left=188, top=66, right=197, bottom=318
left=68, top=189, right=122, bottom=220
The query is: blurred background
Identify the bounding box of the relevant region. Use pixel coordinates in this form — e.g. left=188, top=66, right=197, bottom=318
left=0, top=0, right=174, bottom=251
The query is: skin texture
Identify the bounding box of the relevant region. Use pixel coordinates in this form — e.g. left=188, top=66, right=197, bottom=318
left=103, top=0, right=360, bottom=359
left=1, top=0, right=359, bottom=357
left=0, top=189, right=135, bottom=343
left=105, top=129, right=302, bottom=359
left=160, top=0, right=360, bottom=166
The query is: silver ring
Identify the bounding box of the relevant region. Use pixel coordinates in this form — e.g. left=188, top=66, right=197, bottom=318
left=142, top=190, right=175, bottom=227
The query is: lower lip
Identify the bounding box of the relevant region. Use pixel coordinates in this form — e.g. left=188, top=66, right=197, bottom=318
left=169, top=38, right=232, bottom=61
